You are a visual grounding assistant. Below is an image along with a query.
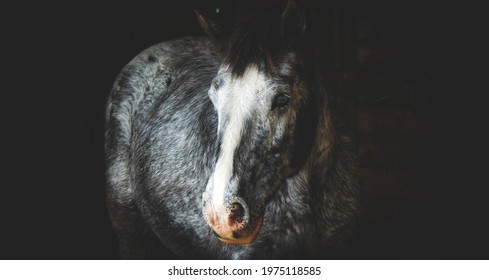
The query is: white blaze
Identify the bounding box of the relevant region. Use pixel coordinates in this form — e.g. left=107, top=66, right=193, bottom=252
left=211, top=65, right=267, bottom=206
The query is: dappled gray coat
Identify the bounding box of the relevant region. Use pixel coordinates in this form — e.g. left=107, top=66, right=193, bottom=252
left=105, top=1, right=359, bottom=259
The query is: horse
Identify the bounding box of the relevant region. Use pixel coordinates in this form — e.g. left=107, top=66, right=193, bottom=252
left=104, top=0, right=359, bottom=259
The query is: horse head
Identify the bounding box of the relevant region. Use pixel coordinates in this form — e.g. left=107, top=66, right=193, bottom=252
left=198, top=1, right=317, bottom=244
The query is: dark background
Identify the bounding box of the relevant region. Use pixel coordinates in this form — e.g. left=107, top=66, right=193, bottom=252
left=3, top=0, right=486, bottom=259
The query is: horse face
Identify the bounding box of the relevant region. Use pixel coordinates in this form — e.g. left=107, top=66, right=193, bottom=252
left=203, top=55, right=314, bottom=244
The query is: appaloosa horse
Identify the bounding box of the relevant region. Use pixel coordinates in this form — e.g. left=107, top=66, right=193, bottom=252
left=105, top=1, right=359, bottom=259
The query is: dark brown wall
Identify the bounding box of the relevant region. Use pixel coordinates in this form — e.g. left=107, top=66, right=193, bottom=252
left=3, top=0, right=485, bottom=259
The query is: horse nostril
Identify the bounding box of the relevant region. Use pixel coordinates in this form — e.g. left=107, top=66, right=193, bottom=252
left=228, top=202, right=246, bottom=226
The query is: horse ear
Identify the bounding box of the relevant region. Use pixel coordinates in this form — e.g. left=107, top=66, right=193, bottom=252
left=280, top=0, right=306, bottom=49
left=194, top=10, right=227, bottom=51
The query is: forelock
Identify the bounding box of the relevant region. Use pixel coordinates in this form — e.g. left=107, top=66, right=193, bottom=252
left=223, top=11, right=284, bottom=77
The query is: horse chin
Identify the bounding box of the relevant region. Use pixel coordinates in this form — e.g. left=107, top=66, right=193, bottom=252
left=216, top=217, right=263, bottom=245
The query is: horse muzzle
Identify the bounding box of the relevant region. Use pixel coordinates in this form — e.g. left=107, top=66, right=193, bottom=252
left=202, top=194, right=263, bottom=244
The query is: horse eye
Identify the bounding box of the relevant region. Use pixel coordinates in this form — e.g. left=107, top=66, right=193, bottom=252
left=272, top=93, right=290, bottom=110
left=212, top=79, right=222, bottom=91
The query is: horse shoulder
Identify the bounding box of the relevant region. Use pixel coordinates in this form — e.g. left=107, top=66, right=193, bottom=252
left=105, top=37, right=214, bottom=204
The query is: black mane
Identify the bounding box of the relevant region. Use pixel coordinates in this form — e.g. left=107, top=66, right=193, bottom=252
left=224, top=10, right=284, bottom=77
